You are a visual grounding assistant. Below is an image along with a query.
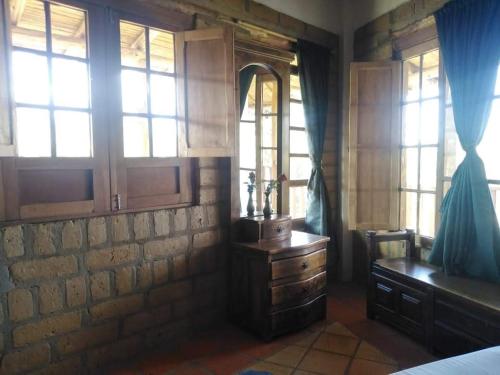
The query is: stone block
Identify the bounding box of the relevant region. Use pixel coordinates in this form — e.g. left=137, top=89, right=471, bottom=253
left=144, top=236, right=189, bottom=260
left=86, top=244, right=139, bottom=270
left=122, top=304, right=171, bottom=336
left=3, top=225, right=24, bottom=258
left=13, top=311, right=81, bottom=347
left=8, top=289, right=33, bottom=322
left=133, top=212, right=150, bottom=241
left=172, top=255, right=188, bottom=280
left=173, top=208, right=187, bottom=232
left=90, top=272, right=111, bottom=301
left=190, top=206, right=205, bottom=230
left=90, top=294, right=143, bottom=321
left=39, top=281, right=63, bottom=314
left=115, top=266, right=134, bottom=295
left=153, top=210, right=170, bottom=237
left=10, top=256, right=78, bottom=282
left=111, top=214, right=130, bottom=242
left=1, top=343, right=50, bottom=374
left=56, top=321, right=118, bottom=355
left=136, top=262, right=152, bottom=289
left=88, top=217, right=107, bottom=247
left=61, top=220, right=83, bottom=251
left=193, top=230, right=220, bottom=249
left=148, top=280, right=192, bottom=307
left=153, top=259, right=168, bottom=285
left=66, top=276, right=86, bottom=307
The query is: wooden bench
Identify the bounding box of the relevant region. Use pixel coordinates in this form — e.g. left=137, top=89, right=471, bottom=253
left=366, top=230, right=500, bottom=357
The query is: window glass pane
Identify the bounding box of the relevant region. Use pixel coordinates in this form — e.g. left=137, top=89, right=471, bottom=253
left=120, top=21, right=146, bottom=69
left=262, top=78, right=278, bottom=114
left=55, top=111, right=92, bottom=157
left=150, top=29, right=174, bottom=73
left=290, top=157, right=311, bottom=180
left=478, top=99, right=500, bottom=180
left=50, top=3, right=87, bottom=58
left=290, top=130, right=308, bottom=154
left=150, top=74, right=176, bottom=116
left=121, top=70, right=147, bottom=113
left=152, top=118, right=176, bottom=157
left=401, top=191, right=417, bottom=231
left=290, top=74, right=302, bottom=101
left=402, top=103, right=419, bottom=146
left=52, top=58, right=89, bottom=108
left=10, top=0, right=46, bottom=51
left=123, top=116, right=149, bottom=157
left=420, top=99, right=439, bottom=145
left=401, top=147, right=418, bottom=189
left=16, top=107, right=51, bottom=157
left=419, top=193, right=436, bottom=237
left=241, top=76, right=256, bottom=121
left=13, top=51, right=49, bottom=105
left=261, top=149, right=277, bottom=181
left=421, top=50, right=439, bottom=98
left=403, top=56, right=420, bottom=101
left=240, top=122, right=256, bottom=169
left=443, top=180, right=451, bottom=197
left=261, top=115, right=277, bottom=148
left=290, top=185, right=307, bottom=219
left=290, top=102, right=305, bottom=128
left=420, top=147, right=437, bottom=191
left=240, top=170, right=256, bottom=214
left=490, top=184, right=500, bottom=225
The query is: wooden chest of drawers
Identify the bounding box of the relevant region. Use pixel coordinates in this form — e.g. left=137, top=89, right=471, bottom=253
left=230, top=230, right=329, bottom=340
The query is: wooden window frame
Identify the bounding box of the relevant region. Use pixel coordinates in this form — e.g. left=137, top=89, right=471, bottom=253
left=289, top=64, right=308, bottom=222
left=1, top=0, right=111, bottom=221
left=107, top=9, right=192, bottom=212
left=399, top=39, right=500, bottom=240
left=399, top=41, right=442, bottom=239
left=0, top=0, right=197, bottom=222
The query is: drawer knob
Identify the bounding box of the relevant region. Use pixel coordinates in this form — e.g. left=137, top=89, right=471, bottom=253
left=276, top=226, right=283, bottom=233
left=302, top=261, right=309, bottom=269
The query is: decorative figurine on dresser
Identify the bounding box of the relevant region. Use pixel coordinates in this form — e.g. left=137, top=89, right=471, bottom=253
left=230, top=212, right=330, bottom=340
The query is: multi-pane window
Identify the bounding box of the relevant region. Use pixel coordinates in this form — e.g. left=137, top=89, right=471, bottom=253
left=10, top=0, right=92, bottom=157
left=443, top=66, right=500, bottom=224
left=400, top=49, right=440, bottom=237
left=239, top=72, right=279, bottom=212
left=119, top=21, right=176, bottom=158
left=289, top=72, right=310, bottom=219
left=401, top=46, right=500, bottom=237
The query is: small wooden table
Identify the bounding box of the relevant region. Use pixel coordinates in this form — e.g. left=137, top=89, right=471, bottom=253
left=230, top=228, right=330, bottom=340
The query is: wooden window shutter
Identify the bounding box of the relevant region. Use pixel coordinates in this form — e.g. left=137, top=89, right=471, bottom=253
left=175, top=27, right=236, bottom=157
left=0, top=0, right=14, bottom=156
left=348, top=61, right=401, bottom=230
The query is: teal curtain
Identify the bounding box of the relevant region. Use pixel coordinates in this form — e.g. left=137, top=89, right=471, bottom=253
left=428, top=0, right=500, bottom=282
left=297, top=40, right=330, bottom=236
left=239, top=66, right=258, bottom=117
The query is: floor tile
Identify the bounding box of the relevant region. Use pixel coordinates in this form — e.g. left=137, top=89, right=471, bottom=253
left=244, top=360, right=294, bottom=375
left=292, top=371, right=318, bottom=375
left=297, top=349, right=350, bottom=375
left=266, top=345, right=308, bottom=367
left=355, top=340, right=398, bottom=365
left=168, top=363, right=211, bottom=375
left=293, top=331, right=321, bottom=348
left=348, top=358, right=398, bottom=375
left=325, top=322, right=357, bottom=337
left=313, top=332, right=359, bottom=356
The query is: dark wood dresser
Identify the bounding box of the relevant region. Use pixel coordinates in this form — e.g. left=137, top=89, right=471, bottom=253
left=230, top=215, right=329, bottom=340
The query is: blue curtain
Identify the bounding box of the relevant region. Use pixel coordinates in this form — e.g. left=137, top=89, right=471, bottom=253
left=239, top=66, right=258, bottom=117
left=297, top=40, right=330, bottom=236
left=428, top=0, right=500, bottom=282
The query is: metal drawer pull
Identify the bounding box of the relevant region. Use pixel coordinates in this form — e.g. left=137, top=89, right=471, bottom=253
left=302, top=261, right=309, bottom=269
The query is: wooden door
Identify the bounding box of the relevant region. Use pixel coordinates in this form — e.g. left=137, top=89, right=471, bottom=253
left=176, top=27, right=235, bottom=157
left=348, top=62, right=401, bottom=230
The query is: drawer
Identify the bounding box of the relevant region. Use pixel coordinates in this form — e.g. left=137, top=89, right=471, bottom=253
left=433, top=322, right=486, bottom=357
left=270, top=295, right=326, bottom=335
left=261, top=219, right=292, bottom=241
left=272, top=271, right=326, bottom=306
left=435, top=298, right=500, bottom=345
left=272, top=249, right=326, bottom=280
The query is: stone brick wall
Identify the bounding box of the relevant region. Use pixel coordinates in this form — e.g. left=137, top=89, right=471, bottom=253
left=353, top=0, right=449, bottom=61
left=0, top=158, right=229, bottom=374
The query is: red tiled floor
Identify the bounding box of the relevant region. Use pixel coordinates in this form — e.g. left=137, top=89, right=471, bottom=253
left=110, top=282, right=434, bottom=374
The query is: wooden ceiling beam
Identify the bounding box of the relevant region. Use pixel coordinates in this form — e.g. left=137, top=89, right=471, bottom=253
left=11, top=0, right=27, bottom=26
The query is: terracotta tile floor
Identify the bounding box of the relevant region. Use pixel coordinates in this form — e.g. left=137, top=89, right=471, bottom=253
left=109, top=282, right=435, bottom=375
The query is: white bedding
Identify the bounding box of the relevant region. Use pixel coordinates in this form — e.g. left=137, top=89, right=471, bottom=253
left=392, top=346, right=500, bottom=375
